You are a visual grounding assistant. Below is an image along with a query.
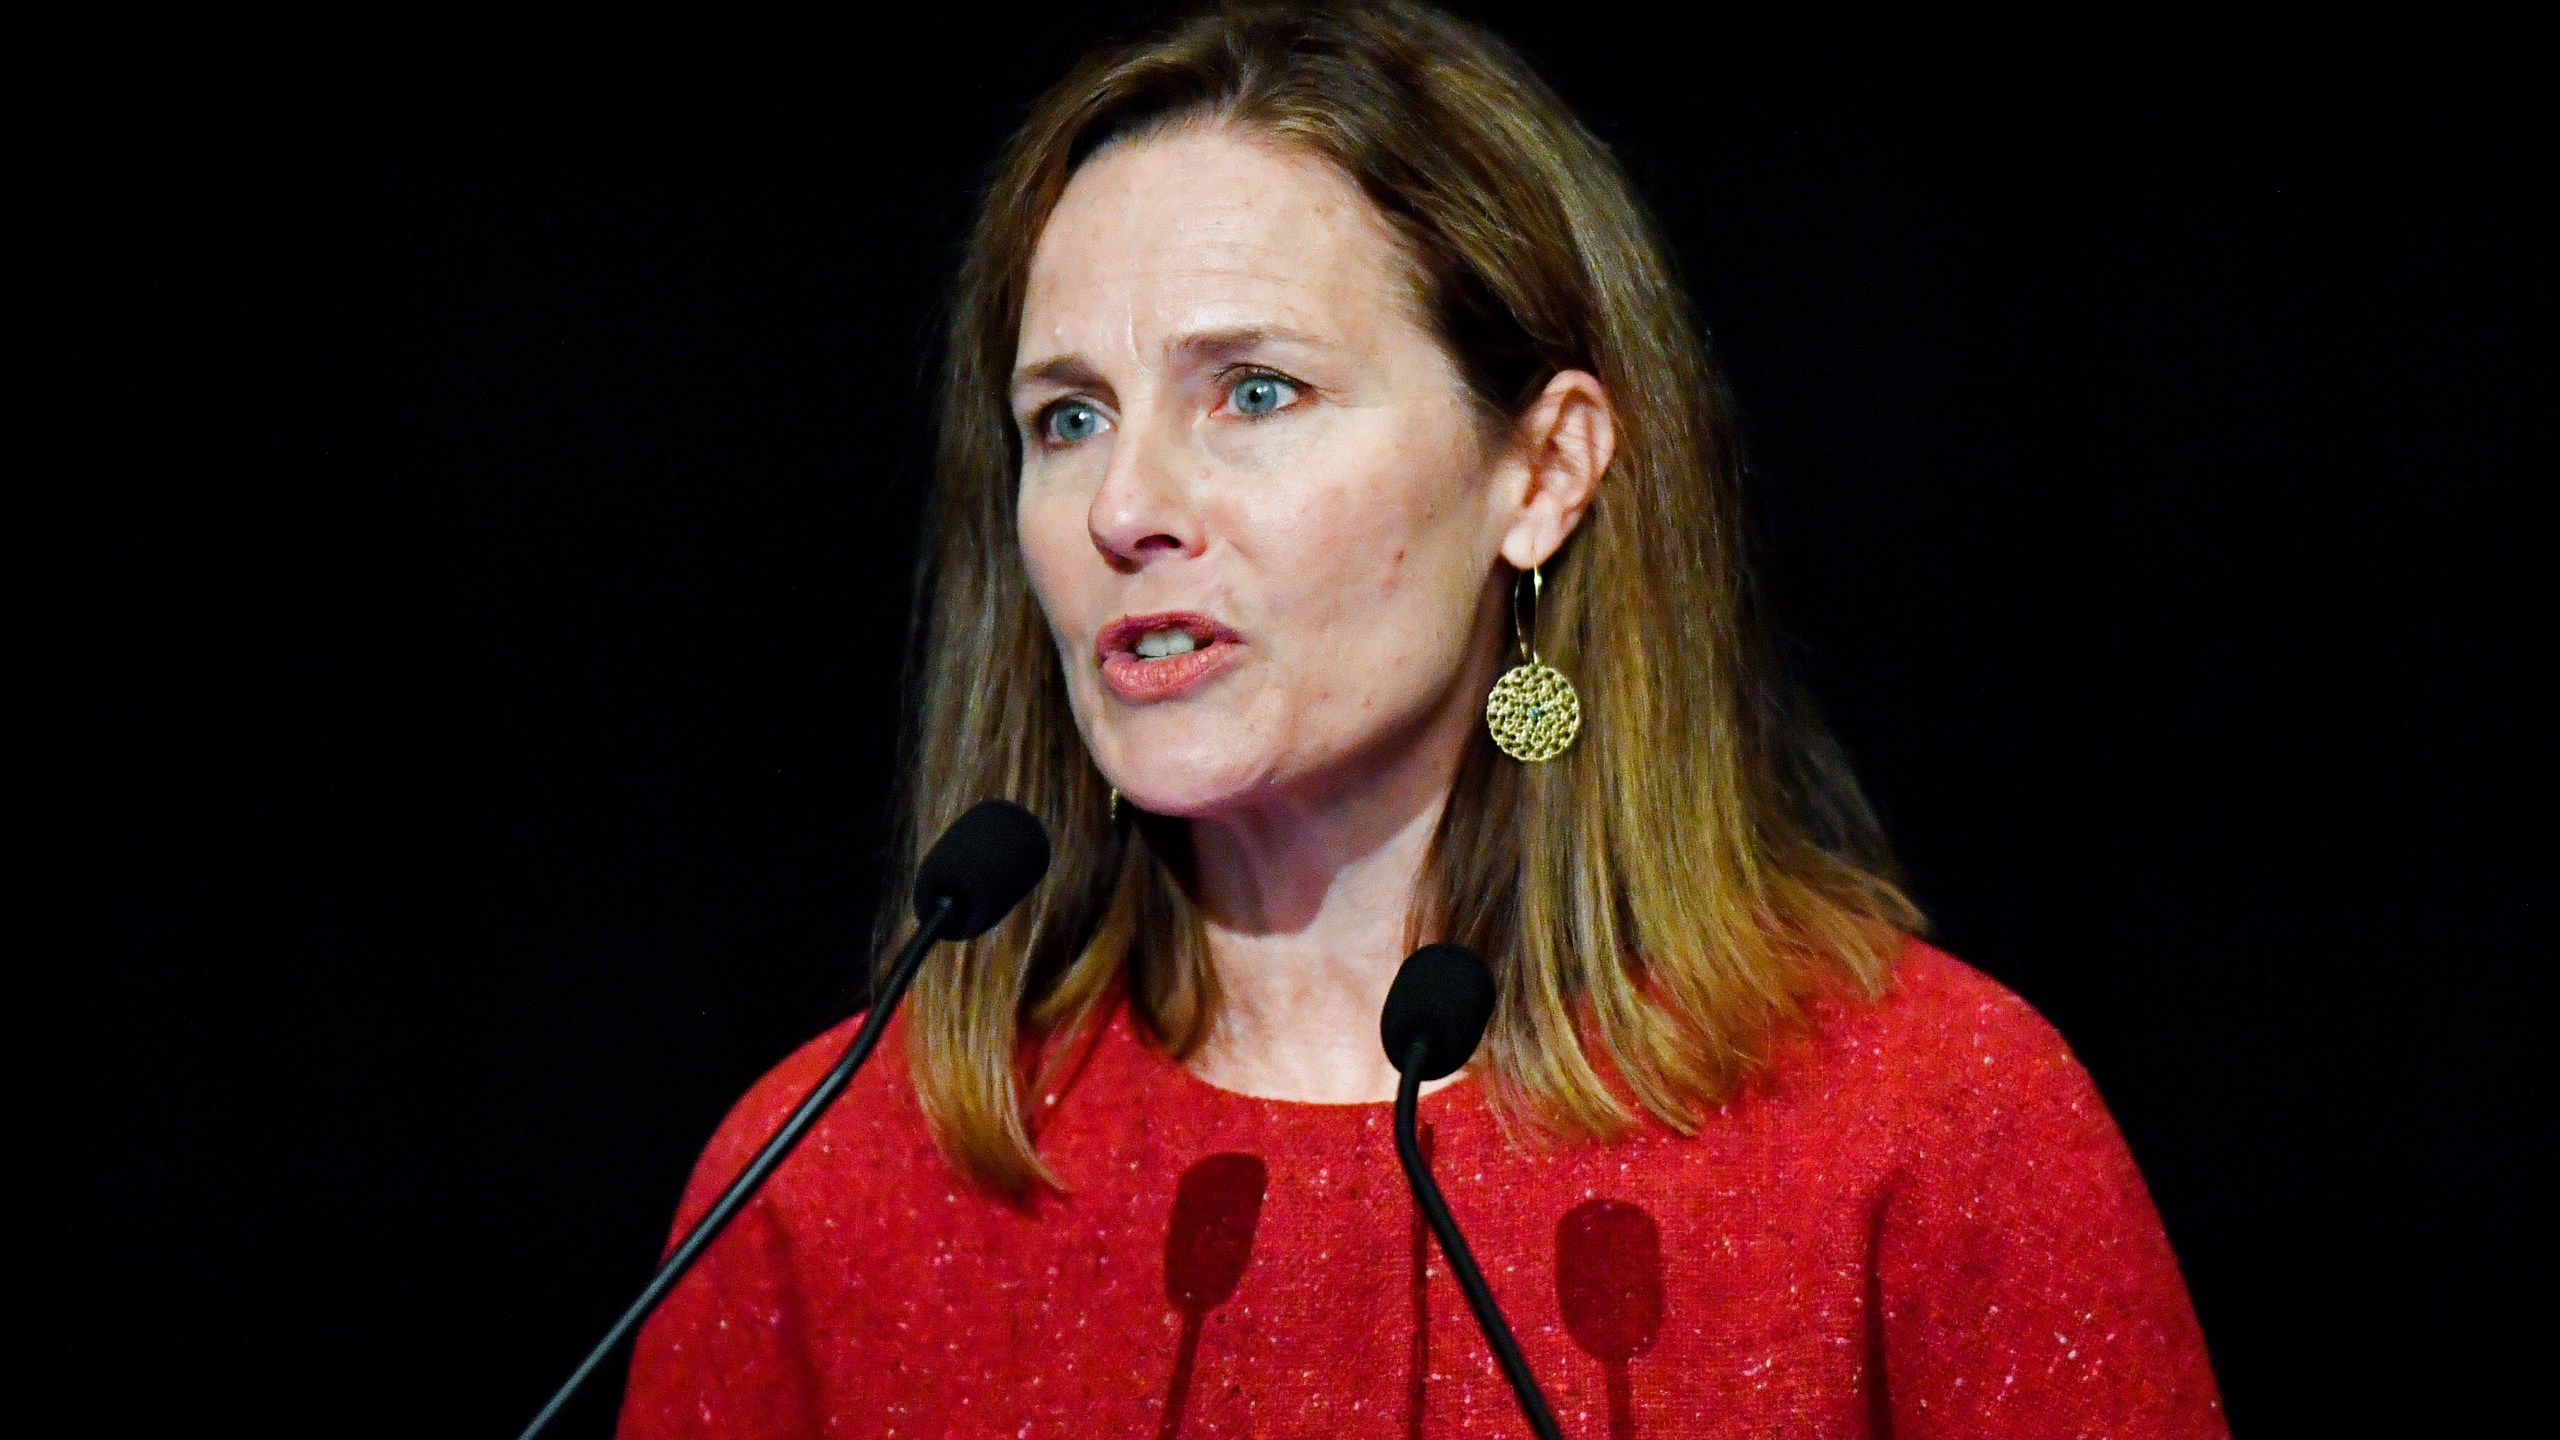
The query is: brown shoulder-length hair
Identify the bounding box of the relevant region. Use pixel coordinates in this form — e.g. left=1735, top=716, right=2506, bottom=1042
left=882, top=0, right=1923, bottom=1192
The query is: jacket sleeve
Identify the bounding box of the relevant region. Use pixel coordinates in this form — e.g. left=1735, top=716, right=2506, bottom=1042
left=1874, top=993, right=2227, bottom=1437
left=615, top=1047, right=841, bottom=1439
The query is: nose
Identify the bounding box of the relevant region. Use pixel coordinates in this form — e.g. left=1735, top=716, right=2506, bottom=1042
left=1086, top=412, right=1202, bottom=572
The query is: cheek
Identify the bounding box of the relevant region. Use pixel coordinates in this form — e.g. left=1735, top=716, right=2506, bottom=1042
left=1252, top=435, right=1485, bottom=659
left=1016, top=479, right=1096, bottom=642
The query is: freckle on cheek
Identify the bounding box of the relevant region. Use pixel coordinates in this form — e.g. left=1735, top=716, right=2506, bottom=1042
left=1380, top=547, right=1405, bottom=597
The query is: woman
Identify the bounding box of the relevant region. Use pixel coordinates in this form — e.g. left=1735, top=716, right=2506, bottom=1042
left=622, top=2, right=2224, bottom=1435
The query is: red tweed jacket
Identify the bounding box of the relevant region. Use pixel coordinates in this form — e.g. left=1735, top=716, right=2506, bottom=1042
left=619, top=940, right=2225, bottom=1438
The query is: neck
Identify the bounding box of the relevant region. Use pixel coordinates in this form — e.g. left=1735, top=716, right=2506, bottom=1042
left=1179, top=690, right=1481, bottom=1104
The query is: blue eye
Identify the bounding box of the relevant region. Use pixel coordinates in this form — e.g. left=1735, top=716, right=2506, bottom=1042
left=1044, top=402, right=1104, bottom=444
left=1229, top=374, right=1296, bottom=416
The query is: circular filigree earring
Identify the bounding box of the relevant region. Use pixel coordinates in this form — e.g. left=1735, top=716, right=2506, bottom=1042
left=1484, top=563, right=1581, bottom=762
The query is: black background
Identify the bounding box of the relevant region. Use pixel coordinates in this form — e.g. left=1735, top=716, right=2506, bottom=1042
left=40, top=5, right=2540, bottom=1436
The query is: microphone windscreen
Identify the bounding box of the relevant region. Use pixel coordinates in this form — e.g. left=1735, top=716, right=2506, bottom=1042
left=913, top=800, right=1051, bottom=939
left=1379, top=943, right=1498, bottom=1081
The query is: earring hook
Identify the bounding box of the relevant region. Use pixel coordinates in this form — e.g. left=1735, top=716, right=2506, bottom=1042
left=1511, top=564, right=1543, bottom=665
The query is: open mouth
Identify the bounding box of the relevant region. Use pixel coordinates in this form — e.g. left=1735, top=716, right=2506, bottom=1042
left=1097, top=611, right=1242, bottom=701
left=1133, top=626, right=1207, bottom=660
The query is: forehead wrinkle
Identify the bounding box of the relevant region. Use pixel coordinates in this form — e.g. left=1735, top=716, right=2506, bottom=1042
left=1019, top=129, right=1407, bottom=373
left=1048, top=241, right=1372, bottom=353
left=1024, top=281, right=1356, bottom=386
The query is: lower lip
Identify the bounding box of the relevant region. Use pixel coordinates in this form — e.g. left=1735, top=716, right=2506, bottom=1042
left=1100, top=641, right=1241, bottom=702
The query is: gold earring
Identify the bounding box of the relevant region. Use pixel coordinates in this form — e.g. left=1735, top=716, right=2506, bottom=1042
left=1484, top=563, right=1581, bottom=762
left=1108, top=786, right=1123, bottom=822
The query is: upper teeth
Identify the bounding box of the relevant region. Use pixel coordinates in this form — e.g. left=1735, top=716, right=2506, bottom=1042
left=1134, top=628, right=1200, bottom=660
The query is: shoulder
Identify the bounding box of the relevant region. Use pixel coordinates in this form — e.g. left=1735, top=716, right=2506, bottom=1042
left=1780, top=936, right=2113, bottom=1151
left=1821, top=946, right=2225, bottom=1428
left=1785, top=939, right=2178, bottom=1270
left=669, top=1008, right=945, bottom=1236
left=1847, top=935, right=2067, bottom=1051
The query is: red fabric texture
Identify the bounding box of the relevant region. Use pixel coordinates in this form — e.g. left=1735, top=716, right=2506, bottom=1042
left=618, top=940, right=2225, bottom=1437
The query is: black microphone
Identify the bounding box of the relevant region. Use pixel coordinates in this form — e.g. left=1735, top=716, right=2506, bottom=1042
left=518, top=799, right=1050, bottom=1439
left=1380, top=943, right=1563, bottom=1440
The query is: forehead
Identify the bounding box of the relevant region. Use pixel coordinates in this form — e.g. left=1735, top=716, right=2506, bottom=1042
left=1018, top=124, right=1419, bottom=363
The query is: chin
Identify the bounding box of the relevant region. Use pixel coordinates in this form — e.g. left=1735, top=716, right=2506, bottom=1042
left=1092, top=718, right=1278, bottom=820
left=1107, top=756, right=1273, bottom=820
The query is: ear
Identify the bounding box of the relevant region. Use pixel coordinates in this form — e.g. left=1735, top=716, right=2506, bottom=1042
left=1494, top=369, right=1614, bottom=570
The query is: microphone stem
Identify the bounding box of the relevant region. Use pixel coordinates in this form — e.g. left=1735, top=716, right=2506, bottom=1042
left=1393, top=1039, right=1564, bottom=1440
left=517, top=893, right=959, bottom=1440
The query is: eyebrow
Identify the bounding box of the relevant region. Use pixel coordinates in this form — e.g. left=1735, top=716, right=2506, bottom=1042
left=1010, top=354, right=1107, bottom=398
left=1169, top=324, right=1323, bottom=363
left=1009, top=325, right=1326, bottom=399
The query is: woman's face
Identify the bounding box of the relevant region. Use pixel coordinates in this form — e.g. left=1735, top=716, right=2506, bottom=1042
left=1012, top=125, right=1517, bottom=819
